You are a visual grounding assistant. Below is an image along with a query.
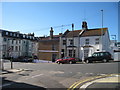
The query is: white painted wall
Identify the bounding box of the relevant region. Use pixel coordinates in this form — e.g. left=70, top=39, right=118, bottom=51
left=0, top=32, right=3, bottom=59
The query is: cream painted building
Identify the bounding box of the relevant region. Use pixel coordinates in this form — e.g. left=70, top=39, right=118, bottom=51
left=0, top=29, right=38, bottom=59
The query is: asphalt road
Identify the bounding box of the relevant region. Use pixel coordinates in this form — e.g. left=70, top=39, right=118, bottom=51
left=1, top=61, right=119, bottom=89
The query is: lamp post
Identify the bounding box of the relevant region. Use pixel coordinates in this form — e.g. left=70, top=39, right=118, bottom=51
left=101, top=10, right=103, bottom=52
left=0, top=45, right=4, bottom=70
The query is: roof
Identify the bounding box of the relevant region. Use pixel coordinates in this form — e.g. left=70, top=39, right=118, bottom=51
left=39, top=34, right=62, bottom=41
left=80, top=28, right=108, bottom=37
left=66, top=30, right=82, bottom=37
left=63, top=28, right=108, bottom=38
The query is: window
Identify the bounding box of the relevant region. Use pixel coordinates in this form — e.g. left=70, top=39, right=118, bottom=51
left=11, top=46, right=14, bottom=51
left=19, top=46, right=21, bottom=51
left=3, top=45, right=6, bottom=51
left=10, top=33, right=12, bottom=36
left=14, top=33, right=16, bottom=37
left=95, top=38, right=99, bottom=44
left=3, top=38, right=7, bottom=42
left=19, top=40, right=21, bottom=44
left=17, top=34, right=19, bottom=37
left=69, top=50, right=72, bottom=57
left=73, top=50, right=76, bottom=57
left=69, top=39, right=73, bottom=45
left=6, top=32, right=8, bottom=35
left=63, top=40, right=66, bottom=45
left=15, top=46, right=18, bottom=51
left=68, top=50, right=75, bottom=57
left=16, top=40, right=18, bottom=44
left=85, top=39, right=89, bottom=45
left=12, top=40, right=14, bottom=44
left=23, top=35, right=26, bottom=38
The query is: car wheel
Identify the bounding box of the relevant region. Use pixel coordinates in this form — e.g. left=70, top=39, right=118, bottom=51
left=103, top=59, right=107, bottom=63
left=69, top=61, right=72, bottom=64
left=86, top=60, right=89, bottom=64
left=57, top=61, right=60, bottom=64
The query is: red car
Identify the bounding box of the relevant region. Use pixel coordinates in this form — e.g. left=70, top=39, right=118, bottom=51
left=55, top=56, right=77, bottom=64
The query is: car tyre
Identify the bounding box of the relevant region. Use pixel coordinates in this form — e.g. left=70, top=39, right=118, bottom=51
left=86, top=60, right=89, bottom=64
left=69, top=61, right=72, bottom=64
left=57, top=61, right=60, bottom=64
left=103, top=59, right=107, bottom=63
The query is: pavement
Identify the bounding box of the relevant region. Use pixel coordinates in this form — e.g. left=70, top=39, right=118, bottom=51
left=1, top=69, right=25, bottom=74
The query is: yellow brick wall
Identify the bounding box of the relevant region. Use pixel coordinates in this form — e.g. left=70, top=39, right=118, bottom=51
left=38, top=40, right=60, bottom=61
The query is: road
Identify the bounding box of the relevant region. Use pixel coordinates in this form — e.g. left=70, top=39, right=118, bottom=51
left=1, top=61, right=119, bottom=89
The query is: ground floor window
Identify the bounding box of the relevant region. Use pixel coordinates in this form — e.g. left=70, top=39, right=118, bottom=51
left=69, top=50, right=76, bottom=57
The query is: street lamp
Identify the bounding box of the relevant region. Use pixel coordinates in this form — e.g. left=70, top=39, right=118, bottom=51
left=101, top=10, right=103, bottom=52
left=0, top=45, right=4, bottom=70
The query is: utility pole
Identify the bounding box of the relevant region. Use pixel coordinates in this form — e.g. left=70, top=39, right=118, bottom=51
left=72, top=23, right=74, bottom=57
left=101, top=10, right=103, bottom=52
left=0, top=45, right=4, bottom=70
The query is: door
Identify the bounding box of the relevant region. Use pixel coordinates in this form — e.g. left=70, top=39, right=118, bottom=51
left=84, top=49, right=89, bottom=59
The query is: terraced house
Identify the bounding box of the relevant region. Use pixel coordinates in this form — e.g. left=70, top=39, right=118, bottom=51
left=0, top=29, right=38, bottom=59
left=60, top=21, right=112, bottom=61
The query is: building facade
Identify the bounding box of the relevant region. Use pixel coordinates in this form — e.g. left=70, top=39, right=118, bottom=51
left=38, top=27, right=62, bottom=62
left=0, top=29, right=38, bottom=59
left=110, top=40, right=120, bottom=61
left=60, top=21, right=112, bottom=61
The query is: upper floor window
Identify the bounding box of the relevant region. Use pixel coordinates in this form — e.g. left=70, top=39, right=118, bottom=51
left=19, top=40, right=21, bottom=44
left=17, top=34, right=19, bottom=37
left=10, top=33, right=12, bottom=36
left=23, top=35, right=26, bottom=38
left=95, top=38, right=99, bottom=44
left=12, top=40, right=14, bottom=44
left=6, top=32, right=8, bottom=35
left=3, top=38, right=7, bottom=42
left=69, top=39, right=73, bottom=46
left=14, top=33, right=16, bottom=37
left=63, top=40, right=66, bottom=45
left=85, top=39, right=89, bottom=45
left=16, top=40, right=18, bottom=44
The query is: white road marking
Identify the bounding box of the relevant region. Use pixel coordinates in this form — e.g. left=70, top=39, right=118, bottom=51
left=31, top=74, right=43, bottom=78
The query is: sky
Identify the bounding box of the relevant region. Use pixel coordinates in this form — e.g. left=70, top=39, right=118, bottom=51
left=1, top=1, right=119, bottom=40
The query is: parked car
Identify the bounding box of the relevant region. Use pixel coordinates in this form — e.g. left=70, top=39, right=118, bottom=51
left=55, top=56, right=77, bottom=64
left=84, top=52, right=113, bottom=63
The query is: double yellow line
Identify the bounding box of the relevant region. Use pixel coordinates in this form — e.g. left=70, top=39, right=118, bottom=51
left=67, top=74, right=119, bottom=90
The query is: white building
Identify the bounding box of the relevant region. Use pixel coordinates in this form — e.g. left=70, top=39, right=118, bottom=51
left=110, top=40, right=120, bottom=61
left=0, top=29, right=38, bottom=59
left=60, top=21, right=112, bottom=60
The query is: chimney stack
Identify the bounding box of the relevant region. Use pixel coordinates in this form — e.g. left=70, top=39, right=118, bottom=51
left=50, top=27, right=53, bottom=40
left=82, top=21, right=88, bottom=30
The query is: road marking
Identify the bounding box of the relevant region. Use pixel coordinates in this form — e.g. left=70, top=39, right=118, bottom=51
left=24, top=74, right=44, bottom=80
left=68, top=74, right=119, bottom=90
left=80, top=75, right=120, bottom=89
left=31, top=74, right=43, bottom=78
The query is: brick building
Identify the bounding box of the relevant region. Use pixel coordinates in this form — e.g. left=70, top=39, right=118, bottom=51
left=38, top=27, right=62, bottom=62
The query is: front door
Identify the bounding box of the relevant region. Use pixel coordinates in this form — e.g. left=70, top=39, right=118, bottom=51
left=84, top=49, right=89, bottom=59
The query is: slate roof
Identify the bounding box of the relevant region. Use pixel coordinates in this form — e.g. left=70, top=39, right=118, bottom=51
left=63, top=28, right=108, bottom=37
